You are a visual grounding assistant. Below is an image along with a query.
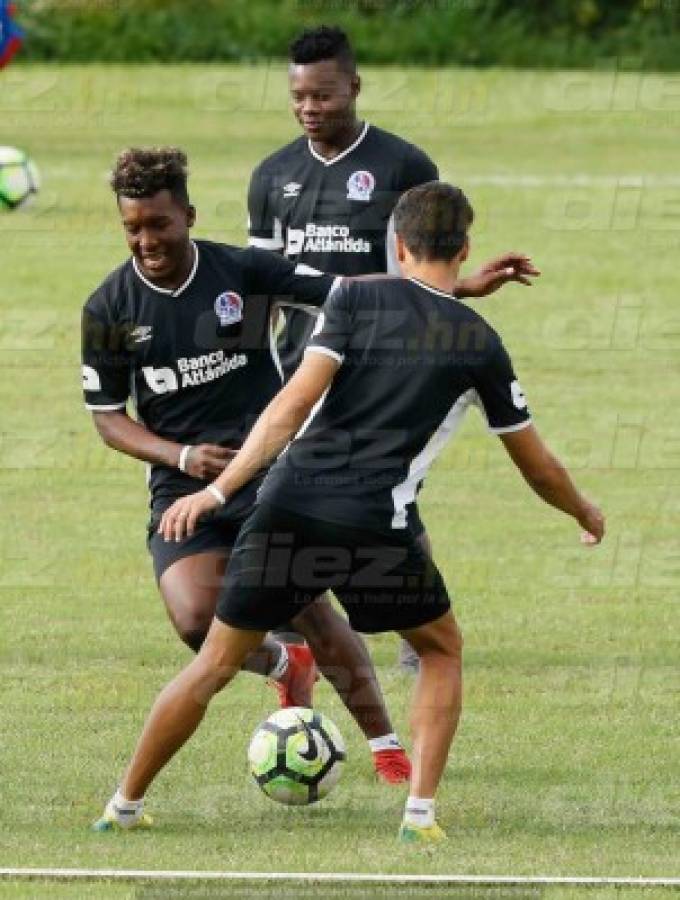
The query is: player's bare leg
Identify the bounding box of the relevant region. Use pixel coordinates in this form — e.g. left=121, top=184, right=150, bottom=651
left=93, top=619, right=265, bottom=831
left=397, top=528, right=433, bottom=674
left=159, top=551, right=290, bottom=677
left=120, top=619, right=265, bottom=801
left=292, top=597, right=411, bottom=784
left=159, top=553, right=408, bottom=777
left=396, top=610, right=463, bottom=842
left=292, top=597, right=389, bottom=736
left=271, top=621, right=305, bottom=645
left=402, top=611, right=462, bottom=795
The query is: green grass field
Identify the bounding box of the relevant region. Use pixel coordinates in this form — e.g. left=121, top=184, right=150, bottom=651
left=1, top=64, right=678, bottom=897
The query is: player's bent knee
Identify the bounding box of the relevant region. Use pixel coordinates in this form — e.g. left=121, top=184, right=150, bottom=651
left=449, top=621, right=464, bottom=657
left=174, top=616, right=211, bottom=653
left=193, top=641, right=240, bottom=692
left=440, top=624, right=463, bottom=661
left=403, top=613, right=463, bottom=660
left=184, top=654, right=234, bottom=704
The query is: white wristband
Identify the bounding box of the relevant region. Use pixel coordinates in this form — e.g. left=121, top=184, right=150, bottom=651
left=178, top=445, right=193, bottom=473
left=206, top=484, right=226, bottom=505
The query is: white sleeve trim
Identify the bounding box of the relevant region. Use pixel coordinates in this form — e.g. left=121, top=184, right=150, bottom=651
left=294, top=263, right=323, bottom=276
left=84, top=401, right=127, bottom=412
left=489, top=418, right=533, bottom=435
left=305, top=345, right=345, bottom=364
left=248, top=236, right=284, bottom=250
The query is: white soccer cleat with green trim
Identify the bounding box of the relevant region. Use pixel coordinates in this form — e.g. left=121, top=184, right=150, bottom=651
left=92, top=798, right=153, bottom=832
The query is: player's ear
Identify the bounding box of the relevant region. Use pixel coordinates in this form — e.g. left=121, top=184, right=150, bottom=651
left=351, top=74, right=361, bottom=100
left=459, top=236, right=470, bottom=264
left=395, top=233, right=407, bottom=264
left=186, top=205, right=196, bottom=228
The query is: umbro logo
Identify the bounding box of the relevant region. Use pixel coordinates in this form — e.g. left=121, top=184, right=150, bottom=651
left=283, top=181, right=302, bottom=199
left=130, top=325, right=153, bottom=343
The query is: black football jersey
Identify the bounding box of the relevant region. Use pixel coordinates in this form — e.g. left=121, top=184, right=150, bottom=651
left=81, top=239, right=337, bottom=504
left=248, top=123, right=438, bottom=273
left=258, top=277, right=532, bottom=532
left=247, top=123, right=438, bottom=372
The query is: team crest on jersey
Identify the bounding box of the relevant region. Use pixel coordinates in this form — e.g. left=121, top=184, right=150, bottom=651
left=214, top=291, right=243, bottom=327
left=283, top=181, right=302, bottom=198
left=346, top=170, right=375, bottom=201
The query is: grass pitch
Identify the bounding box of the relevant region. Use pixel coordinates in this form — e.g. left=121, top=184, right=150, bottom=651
left=0, top=64, right=678, bottom=894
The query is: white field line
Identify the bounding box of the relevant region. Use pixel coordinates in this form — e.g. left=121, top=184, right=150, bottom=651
left=0, top=869, right=679, bottom=887
left=461, top=174, right=680, bottom=187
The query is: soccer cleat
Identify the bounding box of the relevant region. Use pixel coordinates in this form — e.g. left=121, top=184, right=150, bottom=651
left=92, top=799, right=153, bottom=832
left=373, top=747, right=411, bottom=784
left=398, top=821, right=447, bottom=844
left=272, top=643, right=319, bottom=708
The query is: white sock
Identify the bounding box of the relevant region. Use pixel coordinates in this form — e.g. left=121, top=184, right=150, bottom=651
left=268, top=643, right=289, bottom=681
left=403, top=796, right=435, bottom=828
left=368, top=732, right=402, bottom=753
left=110, top=788, right=145, bottom=826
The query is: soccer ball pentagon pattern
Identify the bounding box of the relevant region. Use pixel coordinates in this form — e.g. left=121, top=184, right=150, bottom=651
left=0, top=147, right=40, bottom=210
left=248, top=707, right=346, bottom=805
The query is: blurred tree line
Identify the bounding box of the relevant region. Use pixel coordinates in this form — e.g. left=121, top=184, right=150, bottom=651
left=14, top=0, right=680, bottom=69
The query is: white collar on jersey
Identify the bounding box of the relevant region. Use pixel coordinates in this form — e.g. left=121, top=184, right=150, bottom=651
left=408, top=276, right=456, bottom=300
left=307, top=121, right=370, bottom=167
left=132, top=240, right=199, bottom=298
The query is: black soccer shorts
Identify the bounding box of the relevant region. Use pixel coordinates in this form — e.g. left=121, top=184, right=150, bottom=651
left=215, top=501, right=451, bottom=634
left=147, top=497, right=247, bottom=581
left=406, top=501, right=426, bottom=541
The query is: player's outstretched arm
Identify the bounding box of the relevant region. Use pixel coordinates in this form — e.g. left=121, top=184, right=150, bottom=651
left=158, top=353, right=339, bottom=542
left=500, top=424, right=605, bottom=543
left=218, top=352, right=338, bottom=493
left=455, top=252, right=540, bottom=299
left=92, top=411, right=233, bottom=479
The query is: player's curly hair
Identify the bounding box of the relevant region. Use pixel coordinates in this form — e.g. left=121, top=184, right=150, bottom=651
left=110, top=147, right=190, bottom=206
left=289, top=26, right=356, bottom=73
left=394, top=182, right=474, bottom=262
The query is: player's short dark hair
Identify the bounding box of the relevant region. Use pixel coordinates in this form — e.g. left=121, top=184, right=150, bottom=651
left=394, top=182, right=474, bottom=262
left=289, top=26, right=356, bottom=73
left=110, top=147, right=190, bottom=206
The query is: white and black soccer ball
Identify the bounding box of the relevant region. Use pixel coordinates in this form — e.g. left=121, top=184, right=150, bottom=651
left=0, top=146, right=40, bottom=210
left=248, top=707, right=346, bottom=805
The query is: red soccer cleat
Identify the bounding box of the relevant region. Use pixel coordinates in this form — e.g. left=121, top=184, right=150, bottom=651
left=373, top=747, right=412, bottom=785
left=272, top=643, right=319, bottom=708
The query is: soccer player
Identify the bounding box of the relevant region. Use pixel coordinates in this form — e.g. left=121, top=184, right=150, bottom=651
left=248, top=25, right=439, bottom=376
left=82, top=146, right=415, bottom=783
left=94, top=182, right=604, bottom=841
left=0, top=1, right=24, bottom=69
left=248, top=25, right=540, bottom=669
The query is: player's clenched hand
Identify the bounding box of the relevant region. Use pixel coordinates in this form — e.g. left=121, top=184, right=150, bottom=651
left=578, top=501, right=605, bottom=546
left=159, top=490, right=221, bottom=542
left=183, top=444, right=236, bottom=479
left=456, top=252, right=541, bottom=299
